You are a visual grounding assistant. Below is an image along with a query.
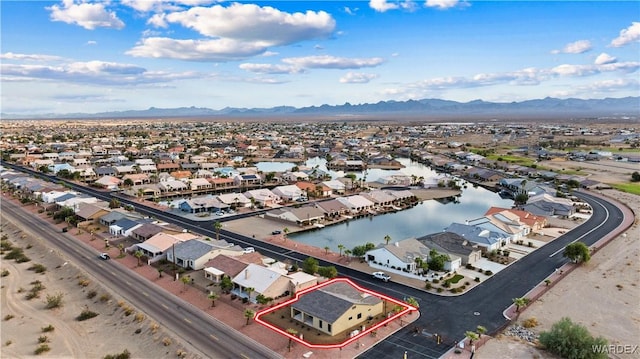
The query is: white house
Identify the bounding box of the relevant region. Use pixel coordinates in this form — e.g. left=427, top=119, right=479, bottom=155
left=365, top=238, right=462, bottom=276
left=272, top=185, right=305, bottom=201
left=244, top=188, right=281, bottom=207
left=336, top=195, right=375, bottom=213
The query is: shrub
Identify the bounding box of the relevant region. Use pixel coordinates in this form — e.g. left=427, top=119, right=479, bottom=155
left=432, top=279, right=439, bottom=284
left=436, top=288, right=443, bottom=293
left=87, top=290, right=97, bottom=299
left=45, top=292, right=64, bottom=309
left=425, top=282, right=432, bottom=290
left=38, top=335, right=49, bottom=343
left=42, top=325, right=55, bottom=333
left=34, top=344, right=51, bottom=355
left=162, top=337, right=172, bottom=346
left=475, top=277, right=481, bottom=282
left=123, top=307, right=134, bottom=316
left=539, top=317, right=608, bottom=359
left=150, top=322, right=160, bottom=334
left=135, top=313, right=145, bottom=323
left=522, top=317, right=539, bottom=328
left=99, top=293, right=111, bottom=302
left=484, top=270, right=493, bottom=276
left=28, top=264, right=47, bottom=273
left=103, top=349, right=131, bottom=359
left=76, top=308, right=99, bottom=321
left=78, top=279, right=90, bottom=287
left=5, top=340, right=12, bottom=346
left=4, top=314, right=15, bottom=321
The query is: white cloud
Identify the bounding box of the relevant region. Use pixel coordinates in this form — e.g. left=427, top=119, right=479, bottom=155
left=126, top=37, right=269, bottom=61
left=551, top=40, right=592, bottom=54
left=122, top=0, right=214, bottom=13
left=344, top=6, right=357, bottom=15
left=339, top=72, right=379, bottom=84
left=0, top=52, right=64, bottom=62
left=239, top=63, right=302, bottom=75
left=610, top=22, right=640, bottom=47
left=369, top=0, right=399, bottom=12
left=594, top=53, right=617, bottom=65
left=282, top=55, right=384, bottom=69
left=163, top=3, right=335, bottom=46
left=1, top=60, right=200, bottom=86
left=47, top=1, right=125, bottom=30
left=86, top=40, right=97, bottom=46
left=424, top=0, right=463, bottom=10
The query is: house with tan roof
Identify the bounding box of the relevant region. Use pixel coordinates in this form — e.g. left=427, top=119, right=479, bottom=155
left=315, top=199, right=350, bottom=218
left=202, top=253, right=263, bottom=283
left=131, top=232, right=191, bottom=262
left=231, top=263, right=290, bottom=302
left=365, top=238, right=462, bottom=274
left=485, top=207, right=547, bottom=231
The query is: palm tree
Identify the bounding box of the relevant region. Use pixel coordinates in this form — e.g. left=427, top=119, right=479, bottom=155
left=134, top=250, right=143, bottom=266
left=512, top=297, right=528, bottom=312
left=344, top=249, right=352, bottom=259
left=283, top=227, right=290, bottom=237
left=245, top=287, right=255, bottom=301
left=208, top=292, right=219, bottom=308
left=405, top=297, right=419, bottom=309
left=384, top=234, right=391, bottom=245
left=117, top=243, right=125, bottom=255
left=244, top=309, right=255, bottom=325
left=465, top=330, right=479, bottom=345
left=213, top=221, right=222, bottom=241
left=286, top=328, right=298, bottom=352
left=476, top=325, right=487, bottom=338
left=324, top=246, right=330, bottom=255
left=337, top=244, right=345, bottom=257
left=180, top=275, right=190, bottom=292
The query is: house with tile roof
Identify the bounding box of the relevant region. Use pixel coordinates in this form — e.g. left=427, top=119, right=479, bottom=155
left=166, top=239, right=243, bottom=270
left=231, top=263, right=290, bottom=302
left=445, top=223, right=509, bottom=251
left=272, top=184, right=305, bottom=201
left=290, top=281, right=383, bottom=336
left=365, top=238, right=461, bottom=274
left=485, top=207, right=548, bottom=231
left=417, top=232, right=482, bottom=266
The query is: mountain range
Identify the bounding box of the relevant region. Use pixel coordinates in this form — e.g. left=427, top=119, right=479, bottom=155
left=3, top=96, right=638, bottom=120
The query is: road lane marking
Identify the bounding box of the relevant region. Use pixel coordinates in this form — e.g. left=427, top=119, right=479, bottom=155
left=142, top=291, right=149, bottom=297
left=125, top=281, right=132, bottom=286
left=209, top=334, right=218, bottom=341
left=183, top=318, right=192, bottom=324
left=162, top=304, right=169, bottom=309
left=110, top=271, right=117, bottom=276
left=240, top=354, right=250, bottom=359
left=549, top=195, right=610, bottom=258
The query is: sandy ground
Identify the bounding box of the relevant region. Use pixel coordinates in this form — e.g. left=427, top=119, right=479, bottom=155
left=474, top=188, right=640, bottom=359
left=538, top=159, right=638, bottom=184
left=0, top=213, right=197, bottom=359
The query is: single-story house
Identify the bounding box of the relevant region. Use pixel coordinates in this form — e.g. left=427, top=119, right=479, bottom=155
left=272, top=185, right=305, bottom=201
left=231, top=263, right=290, bottom=302
left=290, top=281, right=383, bottom=336
left=417, top=232, right=482, bottom=266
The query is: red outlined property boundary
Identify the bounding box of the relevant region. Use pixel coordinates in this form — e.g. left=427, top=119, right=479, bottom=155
left=254, top=277, right=418, bottom=349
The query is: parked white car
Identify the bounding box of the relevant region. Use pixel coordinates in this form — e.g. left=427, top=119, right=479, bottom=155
left=243, top=247, right=255, bottom=254
left=372, top=271, right=391, bottom=282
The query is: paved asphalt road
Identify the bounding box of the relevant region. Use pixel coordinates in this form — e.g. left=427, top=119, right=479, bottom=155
left=2, top=199, right=282, bottom=359
left=2, top=163, right=629, bottom=358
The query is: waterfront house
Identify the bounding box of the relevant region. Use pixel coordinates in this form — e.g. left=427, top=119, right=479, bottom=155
left=244, top=188, right=281, bottom=207
left=272, top=185, right=305, bottom=201
left=485, top=207, right=547, bottom=231
left=322, top=180, right=346, bottom=195
left=314, top=199, right=350, bottom=218
left=166, top=239, right=243, bottom=270
left=445, top=223, right=509, bottom=252
left=365, top=238, right=461, bottom=273
left=417, top=232, right=481, bottom=266
left=336, top=195, right=375, bottom=214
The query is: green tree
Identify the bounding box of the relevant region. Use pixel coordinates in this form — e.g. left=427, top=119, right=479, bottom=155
left=108, top=198, right=121, bottom=209
left=539, top=317, right=608, bottom=359
left=283, top=227, right=290, bottom=236
left=632, top=171, right=640, bottom=182
left=515, top=193, right=529, bottom=204
left=563, top=242, right=591, bottom=264
left=512, top=297, right=529, bottom=312
left=302, top=257, right=319, bottom=275
left=180, top=275, right=190, bottom=292
left=428, top=249, right=449, bottom=271
left=337, top=244, right=345, bottom=256
left=213, top=221, right=223, bottom=241
left=476, top=325, right=487, bottom=338
left=405, top=297, right=419, bottom=309
left=465, top=331, right=479, bottom=345
left=317, top=266, right=338, bottom=279
left=220, top=275, right=233, bottom=293
left=134, top=250, right=143, bottom=267
left=117, top=243, right=125, bottom=256
left=286, top=328, right=298, bottom=352
left=123, top=178, right=134, bottom=187
left=324, top=246, right=330, bottom=255
left=384, top=234, right=391, bottom=245
left=208, top=292, right=219, bottom=308
left=344, top=249, right=352, bottom=259
left=245, top=287, right=255, bottom=301
left=244, top=309, right=255, bottom=325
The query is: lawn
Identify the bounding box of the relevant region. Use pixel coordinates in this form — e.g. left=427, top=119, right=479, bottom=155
left=485, top=154, right=537, bottom=167
left=446, top=274, right=464, bottom=284
left=611, top=183, right=640, bottom=196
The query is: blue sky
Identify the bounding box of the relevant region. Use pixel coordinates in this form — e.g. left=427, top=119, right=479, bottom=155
left=1, top=1, right=638, bottom=115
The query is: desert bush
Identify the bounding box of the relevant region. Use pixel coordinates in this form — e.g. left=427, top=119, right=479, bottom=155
left=38, top=335, right=49, bottom=343
left=123, top=307, right=134, bottom=316
left=176, top=349, right=187, bottom=358
left=539, top=317, right=607, bottom=359
left=150, top=322, right=160, bottom=334
left=117, top=300, right=126, bottom=308
left=5, top=340, right=12, bottom=346
left=5, top=247, right=30, bottom=262
left=76, top=308, right=99, bottom=321
left=87, top=290, right=97, bottom=299
left=135, top=313, right=145, bottom=323
left=42, top=324, right=55, bottom=333
left=99, top=293, right=111, bottom=302
left=1, top=269, right=8, bottom=277
left=26, top=244, right=33, bottom=249
left=425, top=282, right=432, bottom=290
left=28, top=264, right=47, bottom=273
left=162, top=337, right=172, bottom=346
left=103, top=349, right=131, bottom=359
left=78, top=279, right=90, bottom=287
left=34, top=344, right=51, bottom=355
left=522, top=317, right=539, bottom=328
left=4, top=314, right=15, bottom=321
left=45, top=292, right=64, bottom=309
left=475, top=277, right=481, bottom=282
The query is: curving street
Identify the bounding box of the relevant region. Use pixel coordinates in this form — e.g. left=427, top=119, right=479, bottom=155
left=1, top=162, right=631, bottom=358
